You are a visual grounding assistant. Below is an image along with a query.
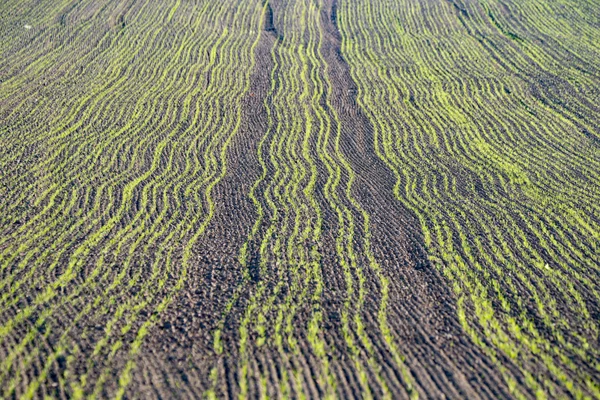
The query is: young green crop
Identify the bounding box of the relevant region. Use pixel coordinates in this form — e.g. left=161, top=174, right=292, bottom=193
left=338, top=0, right=600, bottom=397
left=211, top=0, right=417, bottom=398
left=2, top=0, right=598, bottom=397
left=0, top=0, right=266, bottom=397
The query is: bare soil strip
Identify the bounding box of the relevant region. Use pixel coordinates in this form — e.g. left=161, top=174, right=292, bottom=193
left=318, top=1, right=512, bottom=398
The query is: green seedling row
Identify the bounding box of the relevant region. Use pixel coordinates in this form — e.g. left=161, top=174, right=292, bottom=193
left=0, top=0, right=266, bottom=397
left=338, top=0, right=599, bottom=397
left=1, top=0, right=598, bottom=398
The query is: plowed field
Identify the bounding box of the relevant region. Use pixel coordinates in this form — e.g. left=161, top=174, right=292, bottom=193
left=1, top=0, right=599, bottom=398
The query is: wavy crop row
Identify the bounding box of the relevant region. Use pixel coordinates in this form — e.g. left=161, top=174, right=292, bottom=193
left=338, top=0, right=599, bottom=397
left=208, top=0, right=417, bottom=398
left=0, top=0, right=266, bottom=398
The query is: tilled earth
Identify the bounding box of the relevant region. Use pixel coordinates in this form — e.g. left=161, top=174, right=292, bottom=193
left=1, top=0, right=599, bottom=399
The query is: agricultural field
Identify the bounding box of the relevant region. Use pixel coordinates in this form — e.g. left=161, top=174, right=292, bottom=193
left=0, top=0, right=599, bottom=398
